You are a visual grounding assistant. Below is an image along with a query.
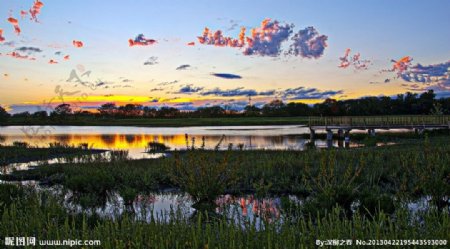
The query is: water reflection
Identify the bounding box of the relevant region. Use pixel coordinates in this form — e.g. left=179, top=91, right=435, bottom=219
left=12, top=180, right=295, bottom=227
left=0, top=152, right=168, bottom=174
left=0, top=125, right=364, bottom=159
left=5, top=181, right=445, bottom=230
left=58, top=189, right=297, bottom=227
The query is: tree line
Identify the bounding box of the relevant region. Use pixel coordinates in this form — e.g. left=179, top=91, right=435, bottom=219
left=1, top=90, right=449, bottom=122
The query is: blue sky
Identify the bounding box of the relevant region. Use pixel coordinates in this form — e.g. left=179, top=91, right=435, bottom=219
left=1, top=0, right=449, bottom=113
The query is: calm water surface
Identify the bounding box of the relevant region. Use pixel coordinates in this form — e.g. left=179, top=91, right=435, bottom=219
left=0, top=125, right=359, bottom=158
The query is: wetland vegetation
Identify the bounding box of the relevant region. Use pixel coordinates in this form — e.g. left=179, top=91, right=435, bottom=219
left=0, top=131, right=449, bottom=248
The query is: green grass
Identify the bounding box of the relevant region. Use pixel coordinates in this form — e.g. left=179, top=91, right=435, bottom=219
left=3, top=116, right=310, bottom=127
left=0, top=186, right=448, bottom=249
left=0, top=142, right=105, bottom=165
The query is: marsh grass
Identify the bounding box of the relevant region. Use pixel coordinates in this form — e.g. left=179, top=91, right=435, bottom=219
left=170, top=150, right=241, bottom=206
left=2, top=136, right=448, bottom=215
left=0, top=187, right=448, bottom=249
left=0, top=135, right=449, bottom=247
left=0, top=142, right=105, bottom=165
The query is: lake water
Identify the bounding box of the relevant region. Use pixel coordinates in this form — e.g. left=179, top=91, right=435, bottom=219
left=0, top=125, right=362, bottom=159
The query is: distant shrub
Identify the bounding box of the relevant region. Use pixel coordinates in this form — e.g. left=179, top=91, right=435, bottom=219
left=12, top=141, right=29, bottom=148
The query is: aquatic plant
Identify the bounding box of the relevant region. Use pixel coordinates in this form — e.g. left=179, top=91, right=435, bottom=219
left=146, top=141, right=170, bottom=153
left=170, top=151, right=241, bottom=206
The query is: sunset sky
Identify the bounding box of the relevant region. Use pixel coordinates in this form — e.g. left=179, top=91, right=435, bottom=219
left=1, top=0, right=449, bottom=113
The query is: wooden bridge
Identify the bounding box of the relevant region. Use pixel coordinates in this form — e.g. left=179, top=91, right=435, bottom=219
left=308, top=115, right=450, bottom=141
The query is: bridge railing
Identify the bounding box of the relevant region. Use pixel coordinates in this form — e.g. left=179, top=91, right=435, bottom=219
left=308, top=115, right=450, bottom=127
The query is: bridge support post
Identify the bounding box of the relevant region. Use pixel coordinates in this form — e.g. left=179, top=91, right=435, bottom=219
left=368, top=129, right=376, bottom=136
left=337, top=129, right=344, bottom=147
left=310, top=128, right=316, bottom=141
left=326, top=129, right=333, bottom=148
left=337, top=129, right=344, bottom=139
left=344, top=130, right=351, bottom=148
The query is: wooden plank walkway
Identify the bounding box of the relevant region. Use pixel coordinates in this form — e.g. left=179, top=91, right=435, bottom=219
left=308, top=115, right=450, bottom=131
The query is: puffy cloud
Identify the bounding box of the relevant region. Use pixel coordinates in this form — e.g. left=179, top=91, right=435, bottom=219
left=400, top=61, right=450, bottom=91
left=6, top=51, right=36, bottom=60
left=143, top=56, right=158, bottom=65
left=282, top=87, right=343, bottom=100
left=381, top=58, right=450, bottom=93
left=379, top=56, right=414, bottom=83
left=174, top=84, right=204, bottom=94
left=201, top=87, right=274, bottom=97
left=29, top=0, right=44, bottom=22
left=1, top=41, right=15, bottom=47
left=150, top=87, right=164, bottom=92
left=173, top=102, right=197, bottom=111
left=198, top=26, right=246, bottom=48
left=15, top=46, right=43, bottom=54
left=129, top=34, right=156, bottom=47
left=370, top=78, right=391, bottom=84
left=64, top=55, right=70, bottom=60
left=401, top=61, right=449, bottom=83
left=176, top=64, right=191, bottom=70
left=259, top=90, right=277, bottom=96
left=197, top=19, right=292, bottom=57
left=387, top=56, right=413, bottom=76
left=197, top=19, right=327, bottom=58
left=187, top=42, right=195, bottom=46
left=20, top=10, right=28, bottom=19
left=48, top=59, right=58, bottom=64
left=243, top=19, right=293, bottom=56
left=227, top=23, right=239, bottom=31
left=338, top=48, right=371, bottom=70
left=0, top=29, right=5, bottom=42
left=288, top=27, right=328, bottom=59
left=7, top=17, right=21, bottom=35
left=211, top=73, right=242, bottom=79
left=72, top=40, right=83, bottom=48
left=157, top=80, right=179, bottom=86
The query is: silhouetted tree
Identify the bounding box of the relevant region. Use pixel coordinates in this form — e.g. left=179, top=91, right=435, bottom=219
left=243, top=105, right=261, bottom=116
left=419, top=90, right=436, bottom=114
left=314, top=98, right=341, bottom=116
left=118, top=104, right=143, bottom=117
left=52, top=104, right=72, bottom=116
left=12, top=112, right=31, bottom=118
left=157, top=107, right=180, bottom=118
left=286, top=102, right=310, bottom=116
left=32, top=111, right=48, bottom=119
left=98, top=103, right=117, bottom=116
left=0, top=106, right=10, bottom=123
left=262, top=100, right=287, bottom=116
left=195, top=106, right=226, bottom=117
left=143, top=106, right=157, bottom=117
